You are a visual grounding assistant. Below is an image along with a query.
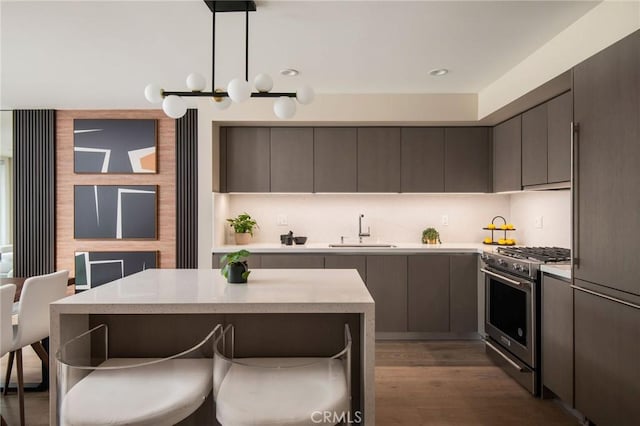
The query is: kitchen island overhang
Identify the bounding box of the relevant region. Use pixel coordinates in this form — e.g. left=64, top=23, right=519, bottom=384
left=50, top=268, right=375, bottom=425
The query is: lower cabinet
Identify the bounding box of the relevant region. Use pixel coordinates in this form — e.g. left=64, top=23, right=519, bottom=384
left=407, top=255, right=450, bottom=332
left=449, top=254, right=478, bottom=333
left=366, top=255, right=408, bottom=332
left=542, top=275, right=573, bottom=405
left=574, top=281, right=640, bottom=426
left=260, top=254, right=324, bottom=269
left=212, top=252, right=479, bottom=335
left=324, top=255, right=366, bottom=282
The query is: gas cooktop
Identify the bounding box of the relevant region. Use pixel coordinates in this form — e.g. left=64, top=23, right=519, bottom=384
left=496, top=246, right=571, bottom=263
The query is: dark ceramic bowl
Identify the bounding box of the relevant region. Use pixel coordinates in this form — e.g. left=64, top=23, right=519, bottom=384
left=293, top=236, right=308, bottom=245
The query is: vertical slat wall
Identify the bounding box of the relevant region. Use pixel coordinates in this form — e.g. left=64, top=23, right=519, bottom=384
left=176, top=109, right=198, bottom=268
left=13, top=110, right=56, bottom=277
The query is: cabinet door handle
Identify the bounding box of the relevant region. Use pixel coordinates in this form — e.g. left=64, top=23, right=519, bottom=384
left=571, top=121, right=580, bottom=269
left=484, top=339, right=526, bottom=372
left=571, top=285, right=640, bottom=310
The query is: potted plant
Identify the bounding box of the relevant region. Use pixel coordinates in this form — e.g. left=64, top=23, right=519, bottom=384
left=422, top=227, right=441, bottom=244
left=227, top=213, right=258, bottom=245
left=220, top=249, right=251, bottom=284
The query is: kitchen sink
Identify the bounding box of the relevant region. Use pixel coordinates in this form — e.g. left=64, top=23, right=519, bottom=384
left=328, top=243, right=397, bottom=248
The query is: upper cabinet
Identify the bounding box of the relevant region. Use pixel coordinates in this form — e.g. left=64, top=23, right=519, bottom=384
left=573, top=30, right=640, bottom=296
left=521, top=92, right=572, bottom=187
left=522, top=103, right=548, bottom=186
left=401, top=128, right=445, bottom=192
left=314, top=128, right=358, bottom=192
left=357, top=128, right=401, bottom=192
left=444, top=127, right=492, bottom=193
left=225, top=127, right=271, bottom=192
left=270, top=128, right=314, bottom=192
left=493, top=116, right=522, bottom=192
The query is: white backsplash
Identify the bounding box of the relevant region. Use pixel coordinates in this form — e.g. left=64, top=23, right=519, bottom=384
left=213, top=190, right=572, bottom=248
left=508, top=190, right=571, bottom=248
left=214, top=193, right=511, bottom=246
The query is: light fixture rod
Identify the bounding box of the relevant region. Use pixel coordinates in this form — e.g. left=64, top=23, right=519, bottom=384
left=245, top=6, right=249, bottom=82
left=212, top=3, right=216, bottom=90
left=163, top=91, right=296, bottom=98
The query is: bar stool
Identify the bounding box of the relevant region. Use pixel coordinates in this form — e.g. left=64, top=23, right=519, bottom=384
left=1, top=283, right=17, bottom=426
left=213, top=324, right=352, bottom=426
left=56, top=324, right=220, bottom=426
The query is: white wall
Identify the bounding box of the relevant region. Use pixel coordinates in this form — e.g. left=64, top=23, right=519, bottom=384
left=508, top=190, right=571, bottom=248
left=478, top=0, right=640, bottom=118
left=218, top=193, right=511, bottom=246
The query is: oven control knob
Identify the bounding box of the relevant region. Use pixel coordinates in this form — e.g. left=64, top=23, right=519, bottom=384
left=521, top=266, right=529, bottom=274
left=511, top=264, right=518, bottom=270
left=516, top=264, right=523, bottom=272
left=497, top=259, right=505, bottom=266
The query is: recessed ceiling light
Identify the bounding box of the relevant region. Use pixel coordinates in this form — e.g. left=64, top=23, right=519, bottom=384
left=280, top=68, right=300, bottom=77
left=429, top=68, right=449, bottom=77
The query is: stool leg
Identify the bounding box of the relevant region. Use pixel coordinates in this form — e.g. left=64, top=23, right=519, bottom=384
left=16, top=349, right=25, bottom=426
left=3, top=351, right=14, bottom=395
left=0, top=414, right=7, bottom=426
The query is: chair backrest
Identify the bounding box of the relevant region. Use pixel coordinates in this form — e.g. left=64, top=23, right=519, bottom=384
left=14, top=270, right=69, bottom=346
left=0, top=283, right=16, bottom=357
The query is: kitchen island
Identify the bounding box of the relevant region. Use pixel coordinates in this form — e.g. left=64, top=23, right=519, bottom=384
left=50, top=268, right=375, bottom=425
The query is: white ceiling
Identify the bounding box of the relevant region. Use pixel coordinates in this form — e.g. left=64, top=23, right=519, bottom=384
left=0, top=0, right=599, bottom=109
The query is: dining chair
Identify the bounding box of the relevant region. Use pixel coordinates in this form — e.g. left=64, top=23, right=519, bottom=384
left=213, top=323, right=352, bottom=426
left=1, top=283, right=16, bottom=426
left=57, top=323, right=219, bottom=426
left=3, top=270, right=69, bottom=426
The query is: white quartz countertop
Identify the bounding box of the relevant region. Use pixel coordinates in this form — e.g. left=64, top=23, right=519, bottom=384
left=213, top=242, right=489, bottom=254
left=51, top=269, right=374, bottom=314
left=541, top=264, right=572, bottom=280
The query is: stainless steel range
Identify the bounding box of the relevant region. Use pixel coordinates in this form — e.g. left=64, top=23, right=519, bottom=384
left=480, top=246, right=570, bottom=396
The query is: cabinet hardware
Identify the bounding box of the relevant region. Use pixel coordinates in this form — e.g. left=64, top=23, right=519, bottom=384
left=571, top=121, right=580, bottom=268
left=571, top=285, right=640, bottom=310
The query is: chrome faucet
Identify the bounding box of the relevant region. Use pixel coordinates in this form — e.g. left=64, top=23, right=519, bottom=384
left=358, top=214, right=370, bottom=243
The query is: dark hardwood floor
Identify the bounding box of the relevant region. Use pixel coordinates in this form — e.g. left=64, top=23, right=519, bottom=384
left=1, top=341, right=579, bottom=425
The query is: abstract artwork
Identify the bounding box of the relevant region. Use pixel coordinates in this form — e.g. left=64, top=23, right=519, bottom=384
left=74, top=185, right=157, bottom=239
left=75, top=251, right=158, bottom=290
left=74, top=119, right=157, bottom=173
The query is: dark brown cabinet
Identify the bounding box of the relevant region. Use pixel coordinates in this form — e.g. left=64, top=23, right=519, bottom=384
left=313, top=128, right=358, bottom=192
left=546, top=91, right=572, bottom=183
left=573, top=30, right=640, bottom=296
left=357, top=128, right=401, bottom=192
left=365, top=255, right=407, bottom=332
left=492, top=116, right=522, bottom=192
left=260, top=254, right=325, bottom=269
left=542, top=274, right=573, bottom=405
left=444, top=128, right=492, bottom=193
left=324, top=255, right=366, bottom=282
left=270, top=128, right=314, bottom=192
left=400, top=128, right=445, bottom=192
left=449, top=255, right=478, bottom=333
left=407, top=255, right=450, bottom=332
left=224, top=127, right=271, bottom=192
left=574, top=282, right=640, bottom=426
left=521, top=104, right=548, bottom=186
left=212, top=253, right=262, bottom=269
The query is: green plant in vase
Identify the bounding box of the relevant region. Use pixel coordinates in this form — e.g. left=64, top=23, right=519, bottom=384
left=227, top=213, right=258, bottom=245
left=220, top=249, right=251, bottom=283
left=422, top=227, right=441, bottom=244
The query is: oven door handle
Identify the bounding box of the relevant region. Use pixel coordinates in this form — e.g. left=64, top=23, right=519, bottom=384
left=480, top=268, right=523, bottom=287
left=484, top=339, right=527, bottom=372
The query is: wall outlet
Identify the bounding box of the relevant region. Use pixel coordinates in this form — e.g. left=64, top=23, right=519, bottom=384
left=276, top=214, right=288, bottom=226
left=442, top=215, right=449, bottom=226
left=535, top=216, right=543, bottom=229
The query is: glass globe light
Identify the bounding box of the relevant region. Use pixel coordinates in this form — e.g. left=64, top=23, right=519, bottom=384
left=162, top=95, right=187, bottom=119
left=144, top=83, right=163, bottom=104
left=296, top=85, right=315, bottom=105
left=186, top=73, right=206, bottom=91
left=273, top=96, right=296, bottom=119
left=254, top=73, right=273, bottom=93
left=227, top=78, right=252, bottom=103
left=211, top=89, right=231, bottom=110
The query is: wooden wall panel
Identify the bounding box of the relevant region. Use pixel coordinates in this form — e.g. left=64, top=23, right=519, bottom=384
left=56, top=110, right=176, bottom=276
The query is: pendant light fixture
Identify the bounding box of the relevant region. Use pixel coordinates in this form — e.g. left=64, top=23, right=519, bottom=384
left=144, top=1, right=314, bottom=119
